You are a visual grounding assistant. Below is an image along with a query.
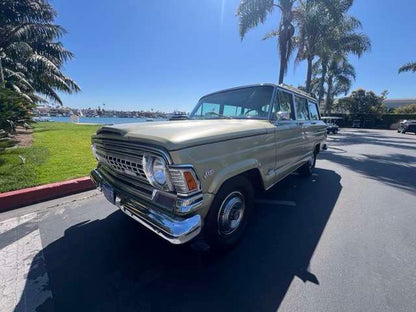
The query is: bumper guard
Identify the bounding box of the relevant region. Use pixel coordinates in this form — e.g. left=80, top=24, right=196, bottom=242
left=90, top=169, right=202, bottom=244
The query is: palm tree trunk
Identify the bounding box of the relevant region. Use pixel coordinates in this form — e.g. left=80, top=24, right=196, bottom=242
left=305, top=56, right=313, bottom=92
left=278, top=57, right=285, bottom=84
left=318, top=60, right=328, bottom=105
left=325, top=74, right=334, bottom=114
left=0, top=58, right=4, bottom=86
left=278, top=41, right=286, bottom=84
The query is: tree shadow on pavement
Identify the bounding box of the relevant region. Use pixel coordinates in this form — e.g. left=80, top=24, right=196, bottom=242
left=321, top=151, right=416, bottom=194
left=16, top=168, right=341, bottom=312
left=328, top=132, right=416, bottom=151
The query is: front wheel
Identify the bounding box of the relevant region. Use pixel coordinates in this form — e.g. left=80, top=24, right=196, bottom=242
left=204, top=176, right=254, bottom=250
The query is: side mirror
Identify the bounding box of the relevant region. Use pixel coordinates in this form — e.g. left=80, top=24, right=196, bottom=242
left=276, top=111, right=290, bottom=121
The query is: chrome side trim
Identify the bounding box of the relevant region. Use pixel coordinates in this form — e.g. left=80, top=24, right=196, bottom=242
left=265, top=157, right=309, bottom=191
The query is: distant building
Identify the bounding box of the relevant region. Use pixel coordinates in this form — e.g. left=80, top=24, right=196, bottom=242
left=383, top=98, right=416, bottom=110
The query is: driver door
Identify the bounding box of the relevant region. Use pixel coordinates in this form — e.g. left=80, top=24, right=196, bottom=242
left=272, top=89, right=304, bottom=181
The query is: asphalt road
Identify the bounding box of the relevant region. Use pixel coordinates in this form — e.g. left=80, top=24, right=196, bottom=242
left=1, top=129, right=415, bottom=312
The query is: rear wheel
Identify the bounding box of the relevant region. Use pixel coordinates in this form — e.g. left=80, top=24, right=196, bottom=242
left=298, top=150, right=317, bottom=177
left=204, top=176, right=254, bottom=250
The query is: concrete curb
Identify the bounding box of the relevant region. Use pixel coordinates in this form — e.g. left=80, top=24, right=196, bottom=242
left=0, top=177, right=95, bottom=213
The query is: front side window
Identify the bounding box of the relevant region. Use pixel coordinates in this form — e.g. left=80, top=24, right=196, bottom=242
left=272, top=90, right=295, bottom=120
left=294, top=96, right=310, bottom=120
left=190, top=86, right=274, bottom=119
left=308, top=101, right=320, bottom=120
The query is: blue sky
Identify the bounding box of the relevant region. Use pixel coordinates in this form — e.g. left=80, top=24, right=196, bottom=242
left=52, top=0, right=416, bottom=112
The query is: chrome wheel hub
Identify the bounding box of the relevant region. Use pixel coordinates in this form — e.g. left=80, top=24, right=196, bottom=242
left=217, top=191, right=245, bottom=236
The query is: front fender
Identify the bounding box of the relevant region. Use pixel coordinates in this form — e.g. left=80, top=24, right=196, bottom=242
left=207, top=158, right=260, bottom=194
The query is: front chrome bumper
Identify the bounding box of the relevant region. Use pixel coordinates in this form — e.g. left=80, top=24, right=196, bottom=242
left=90, top=169, right=202, bottom=244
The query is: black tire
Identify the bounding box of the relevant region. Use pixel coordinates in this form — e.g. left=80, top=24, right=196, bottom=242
left=298, top=150, right=317, bottom=177
left=204, top=176, right=254, bottom=250
left=401, top=130, right=406, bottom=134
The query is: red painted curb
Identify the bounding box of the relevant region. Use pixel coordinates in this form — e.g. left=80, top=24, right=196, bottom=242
left=0, top=177, right=95, bottom=212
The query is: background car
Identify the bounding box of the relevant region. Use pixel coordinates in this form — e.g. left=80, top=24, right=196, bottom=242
left=321, top=117, right=342, bottom=134
left=352, top=120, right=361, bottom=128
left=397, top=120, right=416, bottom=134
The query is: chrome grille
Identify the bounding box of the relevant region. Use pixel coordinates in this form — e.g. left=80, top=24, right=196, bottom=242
left=93, top=137, right=175, bottom=196
left=97, top=151, right=147, bottom=181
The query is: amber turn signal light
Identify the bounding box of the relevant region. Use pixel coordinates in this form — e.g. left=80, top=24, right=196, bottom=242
left=183, top=171, right=198, bottom=191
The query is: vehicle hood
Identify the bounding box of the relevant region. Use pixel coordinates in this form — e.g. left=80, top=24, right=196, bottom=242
left=95, top=119, right=272, bottom=151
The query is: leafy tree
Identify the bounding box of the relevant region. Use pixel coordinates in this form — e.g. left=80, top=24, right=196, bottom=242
left=394, top=103, right=416, bottom=114
left=0, top=0, right=79, bottom=104
left=398, top=62, right=416, bottom=74
left=237, top=0, right=296, bottom=83
left=337, top=89, right=387, bottom=115
left=0, top=87, right=34, bottom=131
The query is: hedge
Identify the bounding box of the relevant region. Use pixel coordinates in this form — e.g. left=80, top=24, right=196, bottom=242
left=321, top=114, right=416, bottom=129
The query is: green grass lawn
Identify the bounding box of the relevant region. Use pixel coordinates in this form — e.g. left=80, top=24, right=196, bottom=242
left=0, top=122, right=101, bottom=193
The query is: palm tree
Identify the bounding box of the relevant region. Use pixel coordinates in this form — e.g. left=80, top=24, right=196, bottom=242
left=237, top=0, right=296, bottom=83
left=0, top=0, right=79, bottom=104
left=293, top=0, right=327, bottom=92
left=324, top=53, right=356, bottom=113
left=315, top=28, right=369, bottom=106
left=294, top=0, right=370, bottom=94
left=398, top=62, right=416, bottom=73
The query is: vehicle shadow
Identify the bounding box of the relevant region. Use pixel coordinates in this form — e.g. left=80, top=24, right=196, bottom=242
left=16, top=168, right=341, bottom=312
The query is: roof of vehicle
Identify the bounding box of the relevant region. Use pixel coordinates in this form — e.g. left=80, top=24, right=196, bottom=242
left=200, top=83, right=317, bottom=103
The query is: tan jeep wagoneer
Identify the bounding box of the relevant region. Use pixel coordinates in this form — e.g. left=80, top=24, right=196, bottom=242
left=90, top=84, right=327, bottom=249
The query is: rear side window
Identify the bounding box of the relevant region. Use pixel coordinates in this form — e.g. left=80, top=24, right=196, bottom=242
left=294, top=96, right=310, bottom=120
left=308, top=102, right=320, bottom=120
left=272, top=90, right=295, bottom=120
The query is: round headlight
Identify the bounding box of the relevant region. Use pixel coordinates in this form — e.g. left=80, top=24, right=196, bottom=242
left=143, top=154, right=173, bottom=191
left=152, top=157, right=167, bottom=185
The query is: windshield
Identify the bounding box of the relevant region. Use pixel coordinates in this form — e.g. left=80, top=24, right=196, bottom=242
left=190, top=86, right=274, bottom=120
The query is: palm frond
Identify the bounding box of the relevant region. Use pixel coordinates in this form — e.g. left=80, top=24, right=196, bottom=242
left=398, top=62, right=416, bottom=73
left=262, top=30, right=279, bottom=40
left=27, top=53, right=60, bottom=74
left=237, top=0, right=274, bottom=39
left=0, top=0, right=56, bottom=24
left=36, top=84, right=63, bottom=105
left=63, top=76, right=81, bottom=92
left=8, top=23, right=66, bottom=43
left=3, top=68, right=34, bottom=90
